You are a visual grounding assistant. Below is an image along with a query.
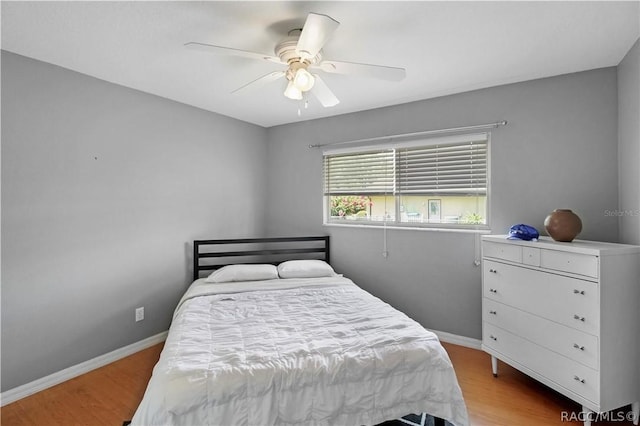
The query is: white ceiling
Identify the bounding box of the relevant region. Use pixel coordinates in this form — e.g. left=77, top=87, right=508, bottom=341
left=2, top=1, right=638, bottom=128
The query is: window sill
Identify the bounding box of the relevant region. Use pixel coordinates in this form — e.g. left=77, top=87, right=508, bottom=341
left=323, top=221, right=492, bottom=234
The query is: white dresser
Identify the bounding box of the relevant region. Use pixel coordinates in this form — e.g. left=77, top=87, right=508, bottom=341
left=481, top=235, right=640, bottom=425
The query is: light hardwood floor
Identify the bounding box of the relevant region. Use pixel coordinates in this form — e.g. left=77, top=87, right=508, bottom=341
left=1, top=342, right=635, bottom=425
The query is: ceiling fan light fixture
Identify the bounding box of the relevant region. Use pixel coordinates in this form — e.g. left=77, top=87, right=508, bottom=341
left=292, top=68, right=315, bottom=92
left=189, top=12, right=406, bottom=109
left=284, top=80, right=303, bottom=100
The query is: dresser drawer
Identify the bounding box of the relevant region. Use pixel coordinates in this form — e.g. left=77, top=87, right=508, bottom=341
left=483, top=241, right=522, bottom=263
left=483, top=260, right=599, bottom=335
left=522, top=247, right=541, bottom=266
left=540, top=249, right=598, bottom=279
left=483, top=323, right=599, bottom=404
left=483, top=299, right=598, bottom=369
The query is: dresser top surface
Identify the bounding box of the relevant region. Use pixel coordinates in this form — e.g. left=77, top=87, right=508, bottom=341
left=483, top=235, right=640, bottom=255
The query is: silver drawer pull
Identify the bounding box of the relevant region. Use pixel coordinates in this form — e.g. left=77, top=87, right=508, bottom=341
left=489, top=268, right=498, bottom=273
left=489, top=288, right=498, bottom=293
left=573, top=289, right=585, bottom=295
left=489, top=335, right=498, bottom=341
left=573, top=314, right=586, bottom=322
left=573, top=375, right=585, bottom=383
left=573, top=343, right=585, bottom=351
left=489, top=310, right=497, bottom=315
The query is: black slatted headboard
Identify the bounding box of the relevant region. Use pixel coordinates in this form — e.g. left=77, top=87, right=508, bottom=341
left=193, top=236, right=330, bottom=281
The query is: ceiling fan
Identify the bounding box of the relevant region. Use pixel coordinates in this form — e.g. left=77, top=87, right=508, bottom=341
left=185, top=12, right=406, bottom=108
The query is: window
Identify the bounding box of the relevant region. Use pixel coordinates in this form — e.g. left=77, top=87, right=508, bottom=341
left=323, top=133, right=489, bottom=229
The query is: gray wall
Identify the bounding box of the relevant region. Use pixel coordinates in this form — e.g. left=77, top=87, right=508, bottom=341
left=265, top=67, right=620, bottom=339
left=1, top=51, right=267, bottom=391
left=3, top=43, right=635, bottom=392
left=618, top=39, right=640, bottom=245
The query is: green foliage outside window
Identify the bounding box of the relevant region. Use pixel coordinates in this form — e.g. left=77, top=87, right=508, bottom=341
left=461, top=212, right=484, bottom=224
left=330, top=196, right=372, bottom=217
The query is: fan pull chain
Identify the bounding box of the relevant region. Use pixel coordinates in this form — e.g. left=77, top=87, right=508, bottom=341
left=297, top=98, right=309, bottom=117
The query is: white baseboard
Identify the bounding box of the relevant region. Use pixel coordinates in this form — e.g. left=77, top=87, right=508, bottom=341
left=0, top=331, right=168, bottom=407
left=432, top=329, right=483, bottom=350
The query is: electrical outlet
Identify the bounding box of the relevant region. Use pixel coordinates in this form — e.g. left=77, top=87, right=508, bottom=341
left=135, top=307, right=144, bottom=322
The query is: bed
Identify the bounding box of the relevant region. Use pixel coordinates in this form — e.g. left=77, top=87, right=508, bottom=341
left=131, top=236, right=468, bottom=426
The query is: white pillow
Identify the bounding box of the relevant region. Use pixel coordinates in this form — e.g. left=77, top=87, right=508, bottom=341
left=277, top=260, right=336, bottom=279
left=205, top=264, right=279, bottom=283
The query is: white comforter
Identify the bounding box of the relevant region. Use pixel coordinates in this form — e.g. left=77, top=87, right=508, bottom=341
left=131, top=276, right=469, bottom=426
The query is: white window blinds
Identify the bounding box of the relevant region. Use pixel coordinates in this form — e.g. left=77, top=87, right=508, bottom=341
left=324, top=135, right=488, bottom=197
left=323, top=149, right=395, bottom=195
left=396, top=138, right=488, bottom=195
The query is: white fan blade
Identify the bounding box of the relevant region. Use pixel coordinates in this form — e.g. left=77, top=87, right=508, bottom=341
left=185, top=42, right=282, bottom=64
left=296, top=13, right=340, bottom=61
left=316, top=60, right=406, bottom=81
left=231, top=71, right=286, bottom=94
left=310, top=75, right=339, bottom=107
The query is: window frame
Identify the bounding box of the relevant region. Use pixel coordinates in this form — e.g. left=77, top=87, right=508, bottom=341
left=322, top=132, right=491, bottom=231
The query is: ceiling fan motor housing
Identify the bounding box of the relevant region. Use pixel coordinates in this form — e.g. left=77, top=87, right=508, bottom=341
left=275, top=35, right=323, bottom=65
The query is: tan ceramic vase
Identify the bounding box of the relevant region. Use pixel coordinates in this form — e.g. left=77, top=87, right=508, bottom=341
left=544, top=209, right=582, bottom=242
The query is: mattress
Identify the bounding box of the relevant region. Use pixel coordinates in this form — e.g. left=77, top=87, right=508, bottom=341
left=131, top=276, right=469, bottom=426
